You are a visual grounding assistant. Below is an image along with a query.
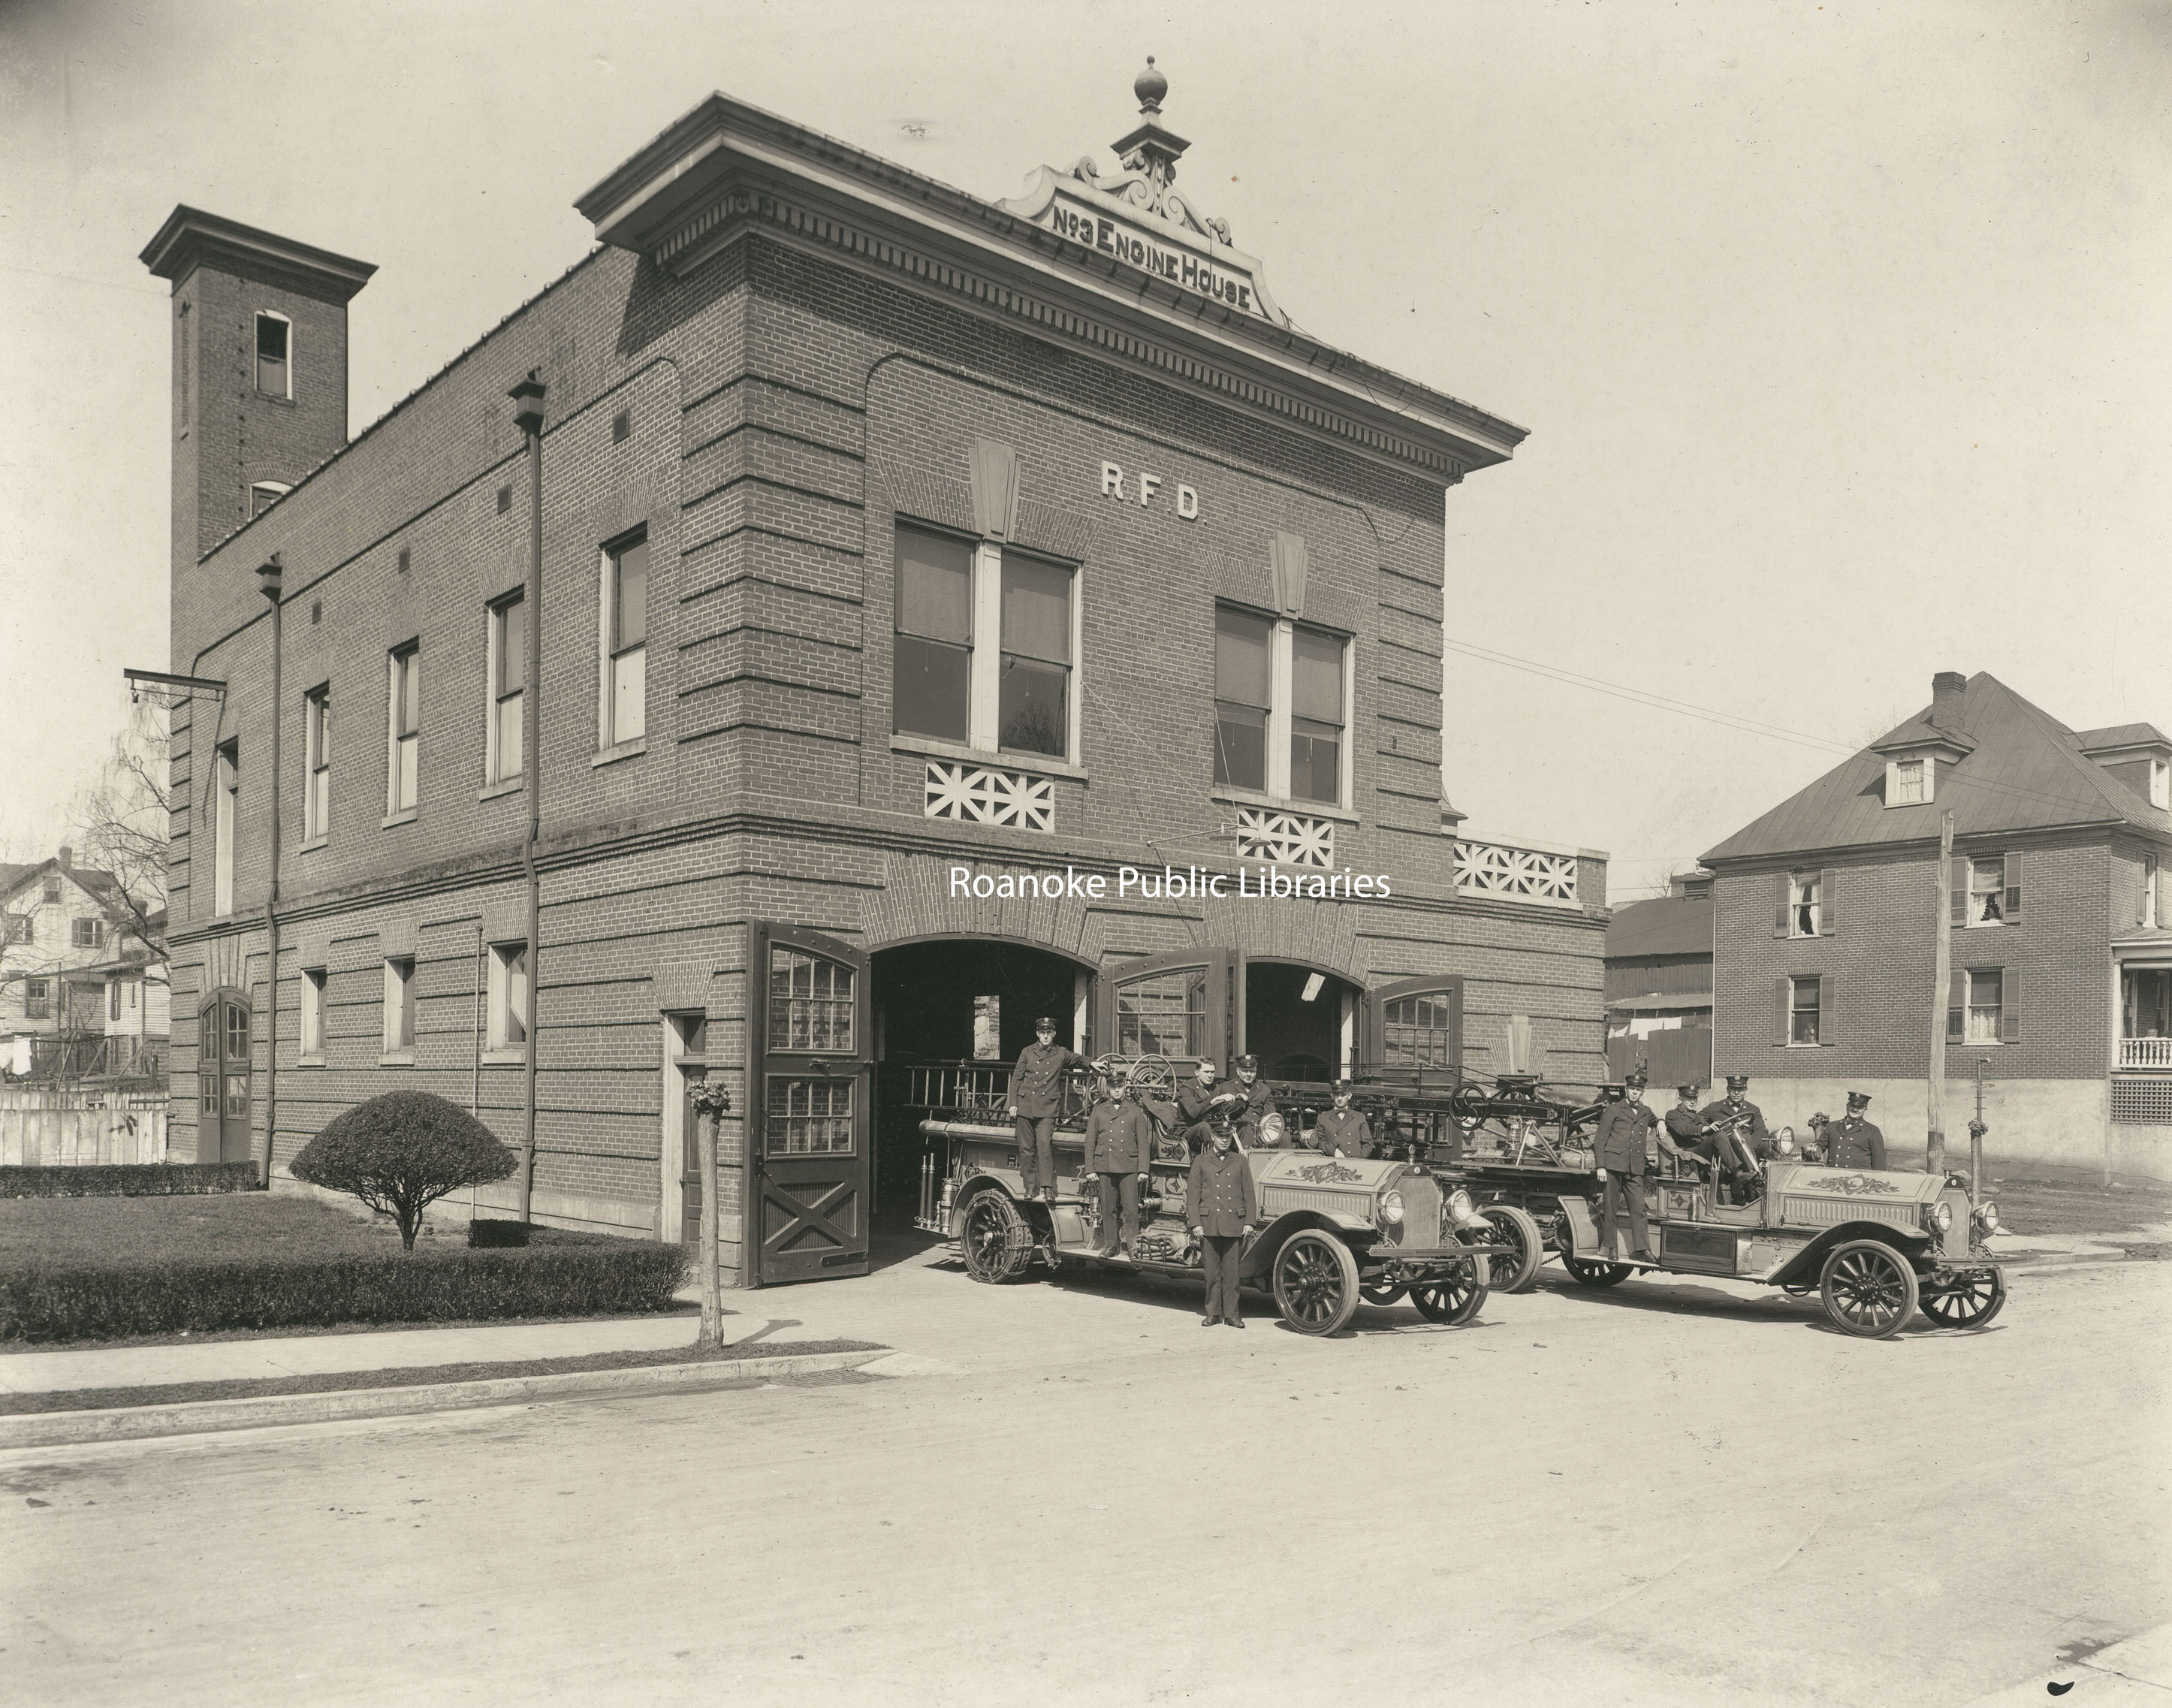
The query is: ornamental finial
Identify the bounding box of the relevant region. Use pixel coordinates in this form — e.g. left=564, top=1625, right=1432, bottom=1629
left=1134, top=56, right=1167, bottom=117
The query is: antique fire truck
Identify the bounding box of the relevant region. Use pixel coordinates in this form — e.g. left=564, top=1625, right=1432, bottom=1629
left=912, top=1057, right=1502, bottom=1337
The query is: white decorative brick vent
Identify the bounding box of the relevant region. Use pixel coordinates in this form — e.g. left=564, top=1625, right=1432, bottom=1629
left=1455, top=839, right=1579, bottom=908
left=925, top=761, right=1054, bottom=834
left=2111, top=1078, right=2172, bottom=1126
left=1235, top=808, right=1334, bottom=869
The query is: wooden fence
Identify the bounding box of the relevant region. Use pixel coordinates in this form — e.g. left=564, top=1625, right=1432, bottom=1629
left=0, top=1088, right=169, bottom=1166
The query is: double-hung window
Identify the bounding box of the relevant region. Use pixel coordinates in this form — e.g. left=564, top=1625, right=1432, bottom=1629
left=1965, top=968, right=2002, bottom=1043
left=213, top=741, right=238, bottom=916
left=894, top=524, right=974, bottom=746
left=487, top=942, right=529, bottom=1052
left=302, top=686, right=330, bottom=842
left=255, top=312, right=291, bottom=398
left=1890, top=757, right=1928, bottom=804
left=1789, top=872, right=1821, bottom=937
left=300, top=968, right=327, bottom=1059
left=24, top=978, right=50, bottom=1020
left=1213, top=604, right=1348, bottom=807
left=1789, top=976, right=1821, bottom=1046
left=110, top=981, right=122, bottom=1022
left=892, top=521, right=1078, bottom=762
left=71, top=918, right=104, bottom=949
left=997, top=553, right=1072, bottom=758
left=382, top=957, right=415, bottom=1055
left=487, top=593, right=524, bottom=783
left=602, top=531, right=647, bottom=747
left=1967, top=857, right=2005, bottom=925
left=387, top=642, right=420, bottom=815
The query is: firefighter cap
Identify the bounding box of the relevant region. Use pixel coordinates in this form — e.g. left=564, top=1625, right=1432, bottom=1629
left=1624, top=1070, right=1649, bottom=1088
left=1676, top=1082, right=1700, bottom=1099
left=1846, top=1090, right=1872, bottom=1110
left=1235, top=1054, right=1259, bottom=1071
left=1332, top=1077, right=1355, bottom=1093
left=1724, top=1074, right=1750, bottom=1092
left=1034, top=1016, right=1057, bottom=1030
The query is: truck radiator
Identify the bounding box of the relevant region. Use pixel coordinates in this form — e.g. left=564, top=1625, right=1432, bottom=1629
left=1780, top=1196, right=1916, bottom=1232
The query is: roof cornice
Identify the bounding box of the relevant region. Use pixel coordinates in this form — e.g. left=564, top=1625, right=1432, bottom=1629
left=140, top=205, right=376, bottom=303
left=574, top=93, right=1526, bottom=481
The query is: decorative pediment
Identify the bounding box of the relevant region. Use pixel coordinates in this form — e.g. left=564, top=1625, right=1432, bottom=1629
left=997, top=59, right=1290, bottom=328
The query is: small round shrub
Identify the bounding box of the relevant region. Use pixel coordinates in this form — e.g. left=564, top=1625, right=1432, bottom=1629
left=290, top=1091, right=517, bottom=1250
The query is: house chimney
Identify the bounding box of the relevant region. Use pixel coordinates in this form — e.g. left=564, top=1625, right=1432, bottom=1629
left=1930, top=671, right=1968, bottom=733
left=57, top=846, right=71, bottom=873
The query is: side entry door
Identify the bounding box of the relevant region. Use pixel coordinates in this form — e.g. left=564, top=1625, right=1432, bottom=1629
left=748, top=924, right=872, bottom=1285
left=198, top=990, right=253, bottom=1167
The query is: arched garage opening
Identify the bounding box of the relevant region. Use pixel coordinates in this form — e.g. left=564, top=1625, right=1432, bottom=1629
left=1243, top=958, right=1360, bottom=1082
left=870, top=937, right=1093, bottom=1225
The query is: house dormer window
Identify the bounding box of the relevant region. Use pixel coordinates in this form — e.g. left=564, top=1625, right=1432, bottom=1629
left=1887, top=756, right=1930, bottom=806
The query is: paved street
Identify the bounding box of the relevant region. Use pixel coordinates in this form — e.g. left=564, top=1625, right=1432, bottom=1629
left=5, top=1250, right=2167, bottom=1707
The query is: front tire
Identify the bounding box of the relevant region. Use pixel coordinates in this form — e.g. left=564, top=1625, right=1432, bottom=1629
left=959, top=1189, right=1036, bottom=1284
left=1272, top=1230, right=1361, bottom=1336
left=1918, top=1268, right=2006, bottom=1330
left=1471, top=1204, right=1544, bottom=1293
left=1410, top=1259, right=1489, bottom=1325
left=1819, top=1239, right=1920, bottom=1338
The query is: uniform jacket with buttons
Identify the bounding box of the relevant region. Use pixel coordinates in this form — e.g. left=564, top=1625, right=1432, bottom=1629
left=1594, top=1100, right=1658, bottom=1172
left=1312, top=1106, right=1372, bottom=1157
left=1661, top=1105, right=1711, bottom=1155
left=1187, top=1144, right=1258, bottom=1237
left=1007, top=1042, right=1087, bottom=1119
left=1219, top=1077, right=1277, bottom=1138
left=1082, top=1099, right=1153, bottom=1174
left=1823, top=1118, right=1887, bottom=1169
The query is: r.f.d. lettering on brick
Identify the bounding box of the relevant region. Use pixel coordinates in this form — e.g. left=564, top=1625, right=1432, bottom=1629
left=1100, top=462, right=1199, bottom=520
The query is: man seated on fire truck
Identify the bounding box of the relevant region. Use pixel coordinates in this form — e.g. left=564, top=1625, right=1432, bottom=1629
left=1658, top=1082, right=1717, bottom=1178
left=1176, top=1058, right=1244, bottom=1155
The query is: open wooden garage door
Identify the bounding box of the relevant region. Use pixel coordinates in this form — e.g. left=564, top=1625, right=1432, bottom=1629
left=748, top=924, right=871, bottom=1285
left=1096, top=949, right=1238, bottom=1071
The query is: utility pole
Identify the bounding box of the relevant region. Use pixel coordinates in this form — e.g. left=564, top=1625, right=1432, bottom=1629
left=258, top=554, right=283, bottom=1189
left=510, top=371, right=545, bottom=1224
left=1928, top=811, right=1955, bottom=1177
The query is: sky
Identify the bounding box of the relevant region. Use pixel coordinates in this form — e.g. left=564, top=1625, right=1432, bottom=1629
left=2, top=0, right=2166, bottom=899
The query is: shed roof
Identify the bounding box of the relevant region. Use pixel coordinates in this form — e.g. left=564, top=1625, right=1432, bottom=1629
left=1606, top=894, right=1714, bottom=960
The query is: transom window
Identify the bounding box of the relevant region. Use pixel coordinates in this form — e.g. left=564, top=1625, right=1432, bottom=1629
left=1115, top=968, right=1208, bottom=1058
left=769, top=949, right=853, bottom=1052
left=603, top=532, right=647, bottom=745
left=1790, top=976, right=1821, bottom=1046
left=766, top=1077, right=854, bottom=1156
left=388, top=642, right=420, bottom=813
left=1968, top=858, right=2006, bottom=926
left=1383, top=994, right=1456, bottom=1068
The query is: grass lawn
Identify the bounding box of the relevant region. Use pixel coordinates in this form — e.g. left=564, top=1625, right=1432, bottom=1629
left=0, top=1338, right=889, bottom=1415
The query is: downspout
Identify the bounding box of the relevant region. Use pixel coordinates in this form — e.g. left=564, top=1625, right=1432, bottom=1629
left=510, top=372, right=546, bottom=1224
left=255, top=554, right=283, bottom=1188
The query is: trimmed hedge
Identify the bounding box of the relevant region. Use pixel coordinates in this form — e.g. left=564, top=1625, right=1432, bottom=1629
left=468, top=1218, right=532, bottom=1248
left=0, top=1163, right=260, bottom=1200
left=0, top=1238, right=691, bottom=1342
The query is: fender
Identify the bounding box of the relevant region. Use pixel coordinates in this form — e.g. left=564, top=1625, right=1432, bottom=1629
left=1769, top=1221, right=1930, bottom=1290
left=1239, top=1209, right=1371, bottom=1281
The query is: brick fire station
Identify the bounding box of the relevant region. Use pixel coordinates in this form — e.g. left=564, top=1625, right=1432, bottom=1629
left=144, top=65, right=1609, bottom=1284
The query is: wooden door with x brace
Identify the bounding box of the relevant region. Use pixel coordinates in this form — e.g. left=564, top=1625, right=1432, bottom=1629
left=747, top=923, right=871, bottom=1284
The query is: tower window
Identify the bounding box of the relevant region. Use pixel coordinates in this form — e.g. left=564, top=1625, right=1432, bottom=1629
left=255, top=312, right=291, bottom=398
left=250, top=481, right=291, bottom=518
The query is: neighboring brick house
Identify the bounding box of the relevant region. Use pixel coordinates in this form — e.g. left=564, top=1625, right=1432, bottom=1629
left=144, top=69, right=1609, bottom=1284
left=1703, top=671, right=2172, bottom=1176
left=1605, top=870, right=1713, bottom=1086
left=1, top=849, right=168, bottom=1079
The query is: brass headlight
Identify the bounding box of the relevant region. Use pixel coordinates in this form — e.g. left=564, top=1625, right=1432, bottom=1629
left=1977, top=1202, right=2001, bottom=1233
left=1929, top=1201, right=1954, bottom=1233
left=1379, top=1190, right=1405, bottom=1225
left=1446, top=1188, right=1475, bottom=1220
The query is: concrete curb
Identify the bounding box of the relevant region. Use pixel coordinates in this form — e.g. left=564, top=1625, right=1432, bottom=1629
left=0, top=1348, right=891, bottom=1450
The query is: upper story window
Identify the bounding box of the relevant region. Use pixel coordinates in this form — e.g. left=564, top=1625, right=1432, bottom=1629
left=487, top=942, right=529, bottom=1052
left=894, top=524, right=975, bottom=747
left=303, top=685, right=331, bottom=843
left=4, top=912, right=29, bottom=946
left=300, top=967, right=327, bottom=1059
left=382, top=956, right=416, bottom=1055
left=2146, top=853, right=2160, bottom=931
left=1213, top=604, right=1348, bottom=808
left=1888, top=756, right=1929, bottom=805
left=71, top=918, right=104, bottom=949
left=213, top=741, right=238, bottom=916
left=1788, top=872, right=1821, bottom=937
left=997, top=552, right=1072, bottom=758
left=24, top=977, right=50, bottom=1020
left=254, top=312, right=291, bottom=398
left=487, top=593, right=525, bottom=783
left=1964, top=968, right=2003, bottom=1043
left=43, top=880, right=62, bottom=903
left=110, top=979, right=122, bottom=1022
left=603, top=532, right=648, bottom=747
left=387, top=642, right=420, bottom=815
left=1966, top=856, right=2006, bottom=926
left=249, top=481, right=291, bottom=518
left=1789, top=974, right=1821, bottom=1046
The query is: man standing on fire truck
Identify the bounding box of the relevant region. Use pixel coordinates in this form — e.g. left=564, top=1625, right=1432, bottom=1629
left=1594, top=1073, right=1658, bottom=1262
left=1007, top=1017, right=1087, bottom=1204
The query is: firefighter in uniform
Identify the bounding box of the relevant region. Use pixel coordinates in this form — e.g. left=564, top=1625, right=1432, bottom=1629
left=1700, top=1075, right=1772, bottom=1161
left=1006, top=1018, right=1088, bottom=1203
left=1081, top=1076, right=1153, bottom=1258
left=1822, top=1091, right=1888, bottom=1168
left=1659, top=1082, right=1715, bottom=1176
left=1593, top=1073, right=1658, bottom=1261
left=1187, top=1118, right=1258, bottom=1326
left=1176, top=1059, right=1241, bottom=1155
left=1311, top=1079, right=1372, bottom=1158
left=1217, top=1055, right=1277, bottom=1148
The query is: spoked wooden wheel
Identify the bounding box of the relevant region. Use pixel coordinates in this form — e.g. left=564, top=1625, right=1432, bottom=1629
left=959, top=1190, right=1036, bottom=1284
left=1918, top=1268, right=2006, bottom=1330
left=1272, top=1230, right=1360, bottom=1336
left=1469, top=1204, right=1544, bottom=1293
left=1409, top=1260, right=1488, bottom=1326
left=1818, top=1239, right=1920, bottom=1338
left=1560, top=1255, right=1633, bottom=1287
